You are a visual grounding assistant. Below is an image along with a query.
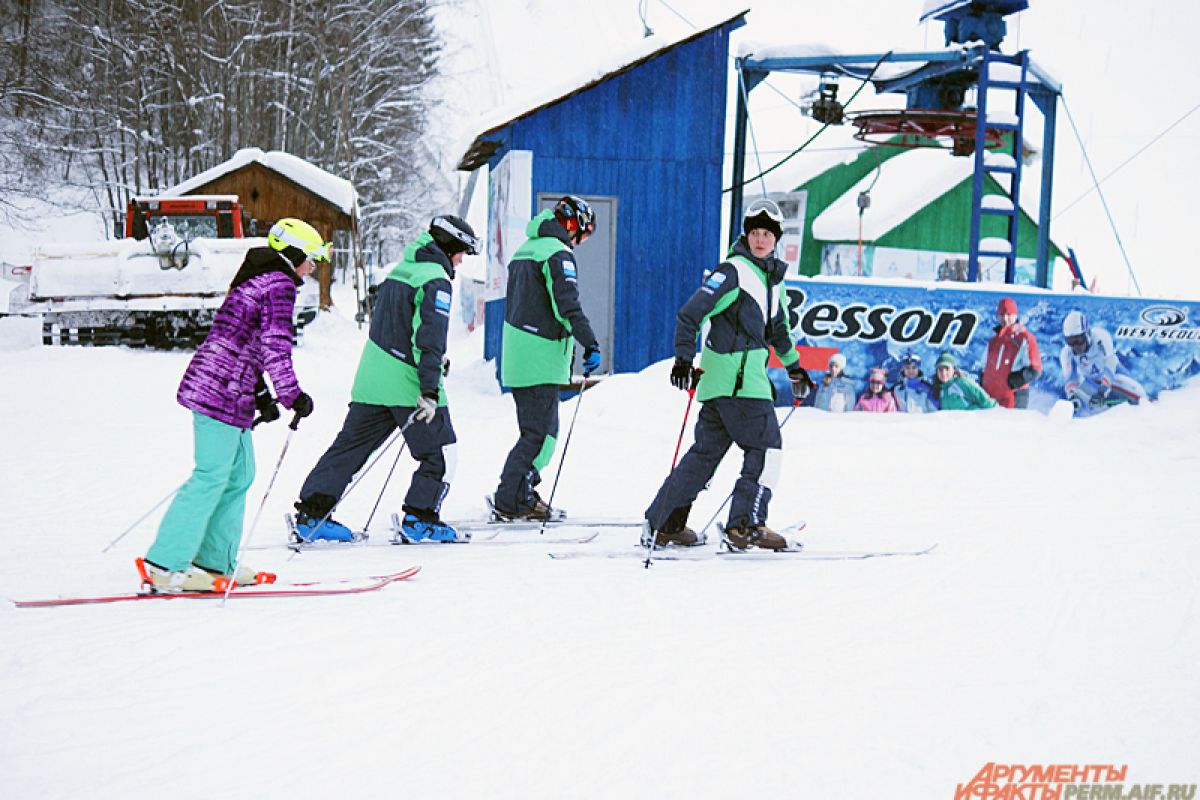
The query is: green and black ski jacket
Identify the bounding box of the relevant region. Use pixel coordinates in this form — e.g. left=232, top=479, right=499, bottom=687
left=674, top=238, right=800, bottom=402
left=500, top=210, right=598, bottom=387
left=350, top=234, right=453, bottom=407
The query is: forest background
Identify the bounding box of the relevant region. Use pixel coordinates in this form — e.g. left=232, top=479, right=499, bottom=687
left=0, top=0, right=447, bottom=250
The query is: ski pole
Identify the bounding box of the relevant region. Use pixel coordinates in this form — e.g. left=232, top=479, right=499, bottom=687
left=695, top=398, right=802, bottom=545
left=223, top=410, right=303, bottom=605
left=101, top=483, right=184, bottom=553
left=289, top=410, right=418, bottom=553
left=362, top=438, right=410, bottom=533
left=644, top=368, right=703, bottom=569
left=539, top=372, right=591, bottom=535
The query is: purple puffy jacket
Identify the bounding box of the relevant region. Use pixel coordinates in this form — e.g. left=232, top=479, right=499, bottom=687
left=176, top=247, right=304, bottom=429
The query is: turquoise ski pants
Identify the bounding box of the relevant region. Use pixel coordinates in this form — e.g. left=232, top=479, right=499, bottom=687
left=147, top=412, right=256, bottom=573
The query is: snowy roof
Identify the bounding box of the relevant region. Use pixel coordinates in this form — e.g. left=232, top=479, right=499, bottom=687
left=811, top=147, right=1043, bottom=241
left=763, top=145, right=873, bottom=197
left=158, top=148, right=358, bottom=216
left=457, top=7, right=748, bottom=171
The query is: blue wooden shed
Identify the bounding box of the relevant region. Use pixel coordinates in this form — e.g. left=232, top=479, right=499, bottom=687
left=457, top=10, right=746, bottom=381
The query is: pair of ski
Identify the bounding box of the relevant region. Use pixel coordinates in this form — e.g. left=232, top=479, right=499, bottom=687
left=280, top=497, right=641, bottom=550
left=551, top=524, right=938, bottom=562
left=384, top=513, right=640, bottom=546
left=13, top=565, right=422, bottom=608
left=553, top=543, right=940, bottom=561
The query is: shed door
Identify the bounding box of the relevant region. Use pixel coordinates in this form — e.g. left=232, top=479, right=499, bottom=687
left=536, top=194, right=616, bottom=375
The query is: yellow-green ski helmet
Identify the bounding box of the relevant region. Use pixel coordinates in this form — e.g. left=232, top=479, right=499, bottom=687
left=268, top=218, right=331, bottom=262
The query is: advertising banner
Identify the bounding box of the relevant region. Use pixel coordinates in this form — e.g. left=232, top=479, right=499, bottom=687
left=774, top=278, right=1200, bottom=417
left=485, top=150, right=532, bottom=301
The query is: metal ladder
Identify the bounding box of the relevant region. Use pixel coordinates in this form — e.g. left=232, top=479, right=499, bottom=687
left=967, top=47, right=1032, bottom=283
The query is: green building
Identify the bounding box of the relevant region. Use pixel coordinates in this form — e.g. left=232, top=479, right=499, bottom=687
left=776, top=145, right=1066, bottom=286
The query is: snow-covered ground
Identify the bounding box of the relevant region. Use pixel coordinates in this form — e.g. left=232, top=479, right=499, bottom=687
left=1, top=283, right=1197, bottom=798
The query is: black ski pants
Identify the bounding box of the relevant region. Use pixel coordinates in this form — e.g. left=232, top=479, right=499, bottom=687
left=645, top=396, right=783, bottom=532
left=494, top=385, right=560, bottom=515
left=298, top=402, right=456, bottom=520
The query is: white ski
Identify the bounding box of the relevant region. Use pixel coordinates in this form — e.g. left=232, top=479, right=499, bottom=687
left=549, top=544, right=939, bottom=561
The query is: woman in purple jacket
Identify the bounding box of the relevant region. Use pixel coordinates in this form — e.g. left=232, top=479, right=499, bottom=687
left=138, top=218, right=326, bottom=593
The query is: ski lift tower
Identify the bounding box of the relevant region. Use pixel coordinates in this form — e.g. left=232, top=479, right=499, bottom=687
left=732, top=0, right=1062, bottom=287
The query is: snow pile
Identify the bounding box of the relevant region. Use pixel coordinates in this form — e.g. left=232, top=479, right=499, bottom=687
left=1, top=282, right=1197, bottom=797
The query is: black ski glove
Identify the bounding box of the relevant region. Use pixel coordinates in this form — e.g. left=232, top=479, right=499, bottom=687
left=252, top=377, right=280, bottom=429
left=1007, top=366, right=1038, bottom=389
left=291, top=392, right=314, bottom=418
left=787, top=364, right=814, bottom=400
left=670, top=358, right=697, bottom=391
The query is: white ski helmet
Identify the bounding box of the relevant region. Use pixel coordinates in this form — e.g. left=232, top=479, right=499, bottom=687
left=1063, top=310, right=1090, bottom=352
left=1062, top=310, right=1088, bottom=337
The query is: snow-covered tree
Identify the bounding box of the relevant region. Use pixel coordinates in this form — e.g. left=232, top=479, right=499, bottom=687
left=0, top=0, right=446, bottom=244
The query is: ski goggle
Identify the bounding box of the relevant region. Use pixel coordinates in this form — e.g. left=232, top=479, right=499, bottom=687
left=269, top=222, right=331, bottom=262
left=432, top=216, right=481, bottom=255
left=743, top=198, right=784, bottom=224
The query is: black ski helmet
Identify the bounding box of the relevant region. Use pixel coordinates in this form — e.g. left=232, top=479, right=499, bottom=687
left=743, top=198, right=784, bottom=240
left=553, top=195, right=596, bottom=244
left=429, top=215, right=480, bottom=256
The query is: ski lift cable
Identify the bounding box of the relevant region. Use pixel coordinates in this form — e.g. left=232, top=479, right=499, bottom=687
left=649, top=1, right=883, bottom=189
left=724, top=51, right=894, bottom=194
left=864, top=144, right=883, bottom=194
left=652, top=0, right=695, bottom=28
left=1053, top=99, right=1200, bottom=220
left=653, top=1, right=808, bottom=115
left=1060, top=94, right=1143, bottom=297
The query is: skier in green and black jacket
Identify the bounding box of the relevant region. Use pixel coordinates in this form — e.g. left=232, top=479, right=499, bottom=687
left=492, top=196, right=601, bottom=521
left=293, top=215, right=479, bottom=544
left=644, top=199, right=813, bottom=552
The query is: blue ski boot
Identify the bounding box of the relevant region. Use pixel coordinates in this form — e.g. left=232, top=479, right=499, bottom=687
left=293, top=513, right=356, bottom=543
left=398, top=514, right=467, bottom=544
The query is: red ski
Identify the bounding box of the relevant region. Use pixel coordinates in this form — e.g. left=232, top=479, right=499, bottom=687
left=13, top=566, right=421, bottom=608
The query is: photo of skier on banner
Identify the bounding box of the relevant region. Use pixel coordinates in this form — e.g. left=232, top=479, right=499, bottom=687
left=1059, top=310, right=1148, bottom=416
left=892, top=351, right=939, bottom=413
left=932, top=352, right=997, bottom=411
left=813, top=352, right=857, bottom=413
left=855, top=367, right=898, bottom=412
left=982, top=297, right=1043, bottom=409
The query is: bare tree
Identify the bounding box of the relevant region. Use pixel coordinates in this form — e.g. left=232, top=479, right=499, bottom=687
left=0, top=0, right=446, bottom=244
